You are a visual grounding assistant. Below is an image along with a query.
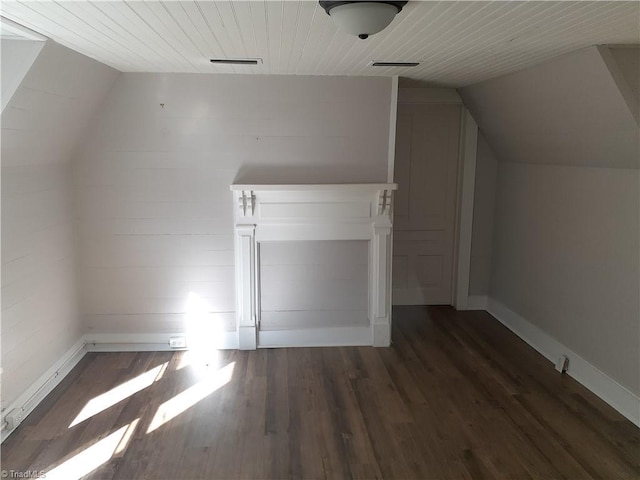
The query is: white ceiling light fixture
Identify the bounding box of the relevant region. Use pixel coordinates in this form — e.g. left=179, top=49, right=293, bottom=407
left=319, top=1, right=408, bottom=39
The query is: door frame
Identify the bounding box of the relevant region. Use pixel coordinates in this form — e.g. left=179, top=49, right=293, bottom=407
left=451, top=108, right=478, bottom=310
left=389, top=83, right=478, bottom=310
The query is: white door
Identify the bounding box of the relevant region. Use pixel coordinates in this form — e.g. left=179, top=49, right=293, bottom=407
left=392, top=102, right=461, bottom=305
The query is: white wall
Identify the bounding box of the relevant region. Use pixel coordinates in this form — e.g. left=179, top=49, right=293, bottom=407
left=606, top=45, right=640, bottom=125
left=0, top=39, right=44, bottom=112
left=490, top=163, right=639, bottom=394
left=461, top=47, right=638, bottom=169
left=1, top=41, right=119, bottom=409
left=260, top=241, right=369, bottom=330
left=609, top=46, right=639, bottom=104
left=461, top=45, right=640, bottom=397
left=73, top=73, right=392, bottom=336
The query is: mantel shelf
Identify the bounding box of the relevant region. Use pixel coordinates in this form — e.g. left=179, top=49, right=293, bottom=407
left=230, top=183, right=397, bottom=192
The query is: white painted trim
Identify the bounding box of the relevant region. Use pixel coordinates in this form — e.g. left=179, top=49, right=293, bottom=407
left=454, top=108, right=478, bottom=310
left=487, top=298, right=640, bottom=427
left=1, top=338, right=87, bottom=442
left=231, top=184, right=397, bottom=348
left=388, top=76, right=399, bottom=183
left=84, top=332, right=239, bottom=352
left=258, top=326, right=371, bottom=348
left=235, top=224, right=258, bottom=350
left=230, top=183, right=395, bottom=192
left=451, top=109, right=466, bottom=307
left=467, top=295, right=488, bottom=310
left=387, top=77, right=398, bottom=313
left=0, top=16, right=47, bottom=41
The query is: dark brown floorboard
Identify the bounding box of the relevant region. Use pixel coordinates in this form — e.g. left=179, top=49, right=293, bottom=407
left=2, top=306, right=638, bottom=479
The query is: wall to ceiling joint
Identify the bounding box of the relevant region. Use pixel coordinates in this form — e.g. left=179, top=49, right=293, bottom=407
left=0, top=39, right=44, bottom=113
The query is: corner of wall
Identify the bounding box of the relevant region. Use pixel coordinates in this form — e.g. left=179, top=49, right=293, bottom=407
left=1, top=339, right=88, bottom=442
left=486, top=298, right=640, bottom=427
left=0, top=37, right=46, bottom=112
left=596, top=45, right=640, bottom=125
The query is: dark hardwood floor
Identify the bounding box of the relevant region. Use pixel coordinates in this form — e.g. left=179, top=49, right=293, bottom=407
left=2, top=306, right=638, bottom=479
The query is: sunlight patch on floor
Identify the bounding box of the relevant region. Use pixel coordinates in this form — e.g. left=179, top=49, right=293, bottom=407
left=182, top=291, right=227, bottom=371
left=114, top=418, right=139, bottom=456
left=146, top=361, right=235, bottom=434
left=46, top=419, right=138, bottom=480
left=176, top=349, right=224, bottom=373
left=69, top=362, right=167, bottom=428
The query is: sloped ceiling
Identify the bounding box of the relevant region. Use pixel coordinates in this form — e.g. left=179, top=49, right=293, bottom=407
left=1, top=1, right=639, bottom=87
left=1, top=40, right=119, bottom=166
left=459, top=46, right=639, bottom=169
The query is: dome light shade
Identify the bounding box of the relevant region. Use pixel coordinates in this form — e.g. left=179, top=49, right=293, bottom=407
left=319, top=1, right=408, bottom=39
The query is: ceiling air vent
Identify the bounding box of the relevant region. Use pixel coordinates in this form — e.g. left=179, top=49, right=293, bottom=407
left=210, top=58, right=261, bottom=65
left=371, top=61, right=420, bottom=67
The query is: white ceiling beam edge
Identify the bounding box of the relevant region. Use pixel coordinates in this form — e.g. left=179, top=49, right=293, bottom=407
left=0, top=16, right=47, bottom=41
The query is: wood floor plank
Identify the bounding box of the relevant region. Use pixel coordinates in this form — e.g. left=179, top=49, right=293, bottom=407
left=2, top=306, right=638, bottom=479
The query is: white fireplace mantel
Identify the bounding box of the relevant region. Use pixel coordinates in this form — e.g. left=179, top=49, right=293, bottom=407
left=230, top=183, right=397, bottom=349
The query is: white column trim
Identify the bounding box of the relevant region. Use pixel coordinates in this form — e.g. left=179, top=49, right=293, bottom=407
left=372, top=224, right=392, bottom=346
left=387, top=76, right=399, bottom=183
left=387, top=76, right=398, bottom=315
left=454, top=108, right=478, bottom=310
left=235, top=224, right=257, bottom=350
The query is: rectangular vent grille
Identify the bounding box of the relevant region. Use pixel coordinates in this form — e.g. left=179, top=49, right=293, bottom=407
left=371, top=62, right=420, bottom=67
left=210, top=58, right=260, bottom=65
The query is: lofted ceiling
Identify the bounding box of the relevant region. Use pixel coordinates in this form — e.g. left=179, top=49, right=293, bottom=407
left=1, top=1, right=638, bottom=87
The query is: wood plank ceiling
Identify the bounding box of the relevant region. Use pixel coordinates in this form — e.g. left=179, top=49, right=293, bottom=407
left=1, top=1, right=638, bottom=87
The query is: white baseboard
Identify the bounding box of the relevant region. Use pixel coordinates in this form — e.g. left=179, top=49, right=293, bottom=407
left=258, top=326, right=371, bottom=348
left=1, top=338, right=88, bottom=442
left=1, top=330, right=239, bottom=443
left=466, top=295, right=488, bottom=310
left=487, top=297, right=640, bottom=427
left=84, top=332, right=239, bottom=352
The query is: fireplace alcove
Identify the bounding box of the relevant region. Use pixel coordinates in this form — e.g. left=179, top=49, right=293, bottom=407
left=231, top=183, right=397, bottom=349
